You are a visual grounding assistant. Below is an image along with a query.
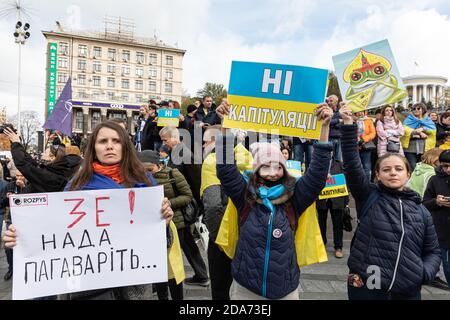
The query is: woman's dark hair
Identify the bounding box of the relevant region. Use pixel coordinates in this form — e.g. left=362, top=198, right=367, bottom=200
left=48, top=144, right=66, bottom=163
left=69, top=121, right=152, bottom=190
left=109, top=118, right=128, bottom=130
left=380, top=105, right=400, bottom=125
left=280, top=146, right=291, bottom=160
left=374, top=153, right=412, bottom=175
left=439, top=150, right=450, bottom=163
left=440, top=111, right=450, bottom=124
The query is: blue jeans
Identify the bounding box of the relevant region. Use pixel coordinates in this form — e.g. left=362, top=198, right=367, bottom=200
left=441, top=248, right=450, bottom=291
left=359, top=150, right=372, bottom=181
left=293, top=143, right=313, bottom=169
left=330, top=138, right=343, bottom=162
left=405, top=152, right=422, bottom=171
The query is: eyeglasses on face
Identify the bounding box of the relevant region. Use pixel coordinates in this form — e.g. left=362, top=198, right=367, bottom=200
left=441, top=164, right=450, bottom=170
left=413, top=107, right=422, bottom=111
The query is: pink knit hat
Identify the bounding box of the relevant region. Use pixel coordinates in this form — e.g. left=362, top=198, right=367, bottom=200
left=250, top=142, right=287, bottom=173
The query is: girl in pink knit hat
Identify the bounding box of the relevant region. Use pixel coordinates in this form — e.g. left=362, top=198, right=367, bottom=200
left=215, top=103, right=333, bottom=300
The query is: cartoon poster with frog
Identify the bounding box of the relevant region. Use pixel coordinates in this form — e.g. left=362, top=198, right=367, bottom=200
left=332, top=39, right=407, bottom=112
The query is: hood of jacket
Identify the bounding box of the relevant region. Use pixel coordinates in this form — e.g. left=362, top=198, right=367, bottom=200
left=44, top=154, right=82, bottom=179
left=412, top=162, right=435, bottom=177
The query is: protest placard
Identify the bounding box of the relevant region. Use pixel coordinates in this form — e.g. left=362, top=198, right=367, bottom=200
left=157, top=109, right=181, bottom=127
left=286, top=160, right=302, bottom=177
left=319, top=174, right=349, bottom=200
left=10, top=186, right=167, bottom=300
left=332, top=39, right=407, bottom=113
left=223, top=61, right=329, bottom=139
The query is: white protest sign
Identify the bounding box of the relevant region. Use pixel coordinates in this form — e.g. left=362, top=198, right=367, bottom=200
left=10, top=186, right=167, bottom=300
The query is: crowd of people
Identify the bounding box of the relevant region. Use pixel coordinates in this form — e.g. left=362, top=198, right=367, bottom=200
left=1, top=94, right=450, bottom=300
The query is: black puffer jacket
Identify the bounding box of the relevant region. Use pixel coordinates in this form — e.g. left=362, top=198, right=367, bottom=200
left=341, top=124, right=441, bottom=294
left=423, top=169, right=450, bottom=248
left=11, top=142, right=82, bottom=193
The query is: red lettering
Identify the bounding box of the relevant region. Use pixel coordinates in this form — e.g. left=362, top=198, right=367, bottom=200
left=96, top=197, right=111, bottom=227
left=65, top=198, right=87, bottom=229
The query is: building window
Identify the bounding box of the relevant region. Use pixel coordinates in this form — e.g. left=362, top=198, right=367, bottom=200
left=165, top=82, right=173, bottom=93
left=57, top=87, right=64, bottom=98
left=122, top=65, right=130, bottom=75
left=107, top=64, right=116, bottom=74
left=91, top=111, right=101, bottom=130
left=93, top=76, right=101, bottom=86
left=149, top=81, right=156, bottom=92
left=165, top=69, right=173, bottom=80
left=165, top=55, right=173, bottom=66
left=78, top=45, right=88, bottom=57
left=78, top=74, right=86, bottom=85
left=58, top=57, right=68, bottom=68
left=77, top=90, right=87, bottom=99
left=60, top=42, right=69, bottom=55
left=149, top=67, right=157, bottom=78
left=149, top=53, right=157, bottom=65
left=78, top=60, right=86, bottom=71
left=121, top=93, right=129, bottom=102
left=92, top=91, right=102, bottom=100
left=135, top=67, right=144, bottom=77
left=122, top=50, right=130, bottom=62
left=93, top=47, right=102, bottom=58
left=93, top=61, right=102, bottom=72
left=136, top=94, right=143, bottom=103
left=107, top=77, right=115, bottom=88
left=107, top=92, right=115, bottom=100
left=75, top=110, right=83, bottom=130
left=122, top=79, right=130, bottom=89
left=108, top=48, right=116, bottom=60
left=135, top=80, right=143, bottom=90
left=136, top=52, right=144, bottom=64
left=58, top=73, right=68, bottom=83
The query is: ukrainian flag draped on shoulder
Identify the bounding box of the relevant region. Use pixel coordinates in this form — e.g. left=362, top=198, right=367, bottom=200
left=401, top=114, right=436, bottom=152
left=214, top=148, right=327, bottom=268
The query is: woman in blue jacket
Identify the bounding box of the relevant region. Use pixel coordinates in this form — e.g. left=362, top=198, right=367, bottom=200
left=339, top=104, right=441, bottom=300
left=215, top=103, right=333, bottom=300
left=3, top=121, right=174, bottom=300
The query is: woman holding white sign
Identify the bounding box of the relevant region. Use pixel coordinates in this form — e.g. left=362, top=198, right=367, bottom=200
left=339, top=104, right=441, bottom=300
left=3, top=121, right=175, bottom=300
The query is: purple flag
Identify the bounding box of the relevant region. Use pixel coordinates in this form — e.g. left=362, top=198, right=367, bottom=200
left=43, top=78, right=73, bottom=137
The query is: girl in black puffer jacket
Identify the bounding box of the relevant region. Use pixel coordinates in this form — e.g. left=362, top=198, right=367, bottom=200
left=339, top=105, right=441, bottom=300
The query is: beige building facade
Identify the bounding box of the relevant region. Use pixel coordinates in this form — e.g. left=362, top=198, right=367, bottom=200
left=43, top=28, right=185, bottom=136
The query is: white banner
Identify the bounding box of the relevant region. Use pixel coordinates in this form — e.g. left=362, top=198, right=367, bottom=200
left=10, top=186, right=167, bottom=300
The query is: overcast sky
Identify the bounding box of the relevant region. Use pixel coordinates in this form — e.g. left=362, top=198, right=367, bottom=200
left=1, top=0, right=450, bottom=122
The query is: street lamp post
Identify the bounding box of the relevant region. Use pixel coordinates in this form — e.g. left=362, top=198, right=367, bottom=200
left=13, top=17, right=31, bottom=135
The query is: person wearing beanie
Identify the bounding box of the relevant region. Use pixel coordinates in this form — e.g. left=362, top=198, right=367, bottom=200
left=423, top=150, right=450, bottom=291
left=138, top=148, right=210, bottom=293
left=215, top=102, right=334, bottom=300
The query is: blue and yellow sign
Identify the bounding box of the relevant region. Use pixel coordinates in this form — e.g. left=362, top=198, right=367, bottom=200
left=224, top=61, right=329, bottom=139
left=157, top=109, right=181, bottom=127
left=319, top=174, right=349, bottom=200
left=286, top=160, right=302, bottom=178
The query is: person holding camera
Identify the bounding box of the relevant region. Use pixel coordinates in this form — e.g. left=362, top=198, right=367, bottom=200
left=2, top=127, right=82, bottom=194
left=423, top=150, right=450, bottom=291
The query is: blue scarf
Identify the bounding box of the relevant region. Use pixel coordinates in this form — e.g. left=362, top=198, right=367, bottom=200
left=258, top=185, right=286, bottom=214
left=403, top=114, right=436, bottom=131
